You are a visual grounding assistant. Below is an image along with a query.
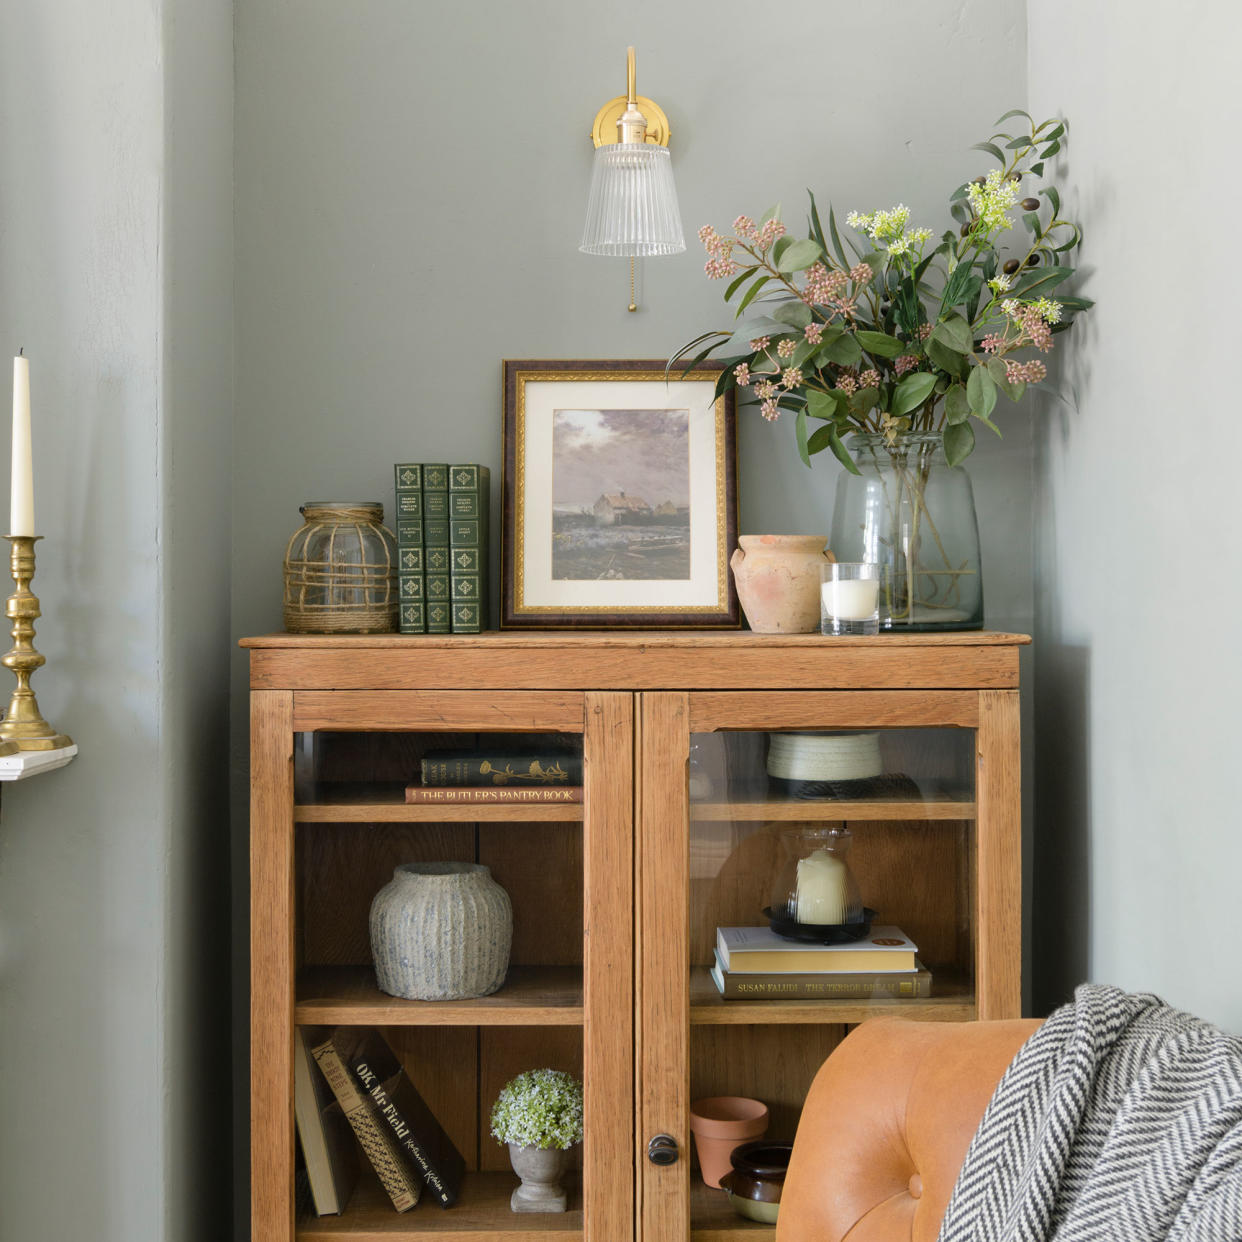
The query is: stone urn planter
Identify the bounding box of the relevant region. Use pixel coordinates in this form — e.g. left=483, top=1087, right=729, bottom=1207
left=729, top=535, right=833, bottom=633
left=369, top=862, right=512, bottom=1000
left=508, top=1143, right=570, bottom=1213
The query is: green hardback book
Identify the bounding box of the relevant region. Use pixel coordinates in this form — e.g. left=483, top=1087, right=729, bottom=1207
left=394, top=464, right=426, bottom=633
left=449, top=464, right=489, bottom=632
left=424, top=465, right=451, bottom=633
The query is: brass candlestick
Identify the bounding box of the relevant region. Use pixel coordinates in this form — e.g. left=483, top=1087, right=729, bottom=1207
left=0, top=536, right=71, bottom=750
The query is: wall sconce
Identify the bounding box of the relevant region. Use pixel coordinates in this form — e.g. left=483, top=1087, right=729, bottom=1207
left=579, top=46, right=685, bottom=310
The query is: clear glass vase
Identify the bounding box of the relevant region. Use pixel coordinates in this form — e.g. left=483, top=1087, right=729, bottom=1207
left=829, top=432, right=983, bottom=631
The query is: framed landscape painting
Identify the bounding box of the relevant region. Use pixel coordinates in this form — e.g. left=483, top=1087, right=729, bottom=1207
left=502, top=360, right=739, bottom=628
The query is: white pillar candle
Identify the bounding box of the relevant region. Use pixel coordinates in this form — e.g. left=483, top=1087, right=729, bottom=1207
left=10, top=354, right=34, bottom=536
left=821, top=578, right=878, bottom=622
left=795, top=847, right=847, bottom=924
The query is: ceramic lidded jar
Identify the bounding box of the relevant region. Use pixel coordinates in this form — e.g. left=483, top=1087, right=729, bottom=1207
left=370, top=862, right=513, bottom=1000
left=729, top=535, right=834, bottom=634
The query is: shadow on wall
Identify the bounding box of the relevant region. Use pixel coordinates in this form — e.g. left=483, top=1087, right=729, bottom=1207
left=1032, top=642, right=1091, bottom=1015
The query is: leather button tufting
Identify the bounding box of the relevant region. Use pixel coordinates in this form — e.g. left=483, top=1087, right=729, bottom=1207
left=908, top=1173, right=923, bottom=1200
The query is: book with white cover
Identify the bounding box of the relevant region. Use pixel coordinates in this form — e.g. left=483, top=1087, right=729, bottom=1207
left=716, top=925, right=917, bottom=973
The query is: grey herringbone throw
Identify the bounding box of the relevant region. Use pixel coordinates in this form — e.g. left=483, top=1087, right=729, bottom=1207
left=938, top=984, right=1242, bottom=1242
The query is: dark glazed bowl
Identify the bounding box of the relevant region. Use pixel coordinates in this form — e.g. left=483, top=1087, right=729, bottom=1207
left=719, top=1140, right=793, bottom=1223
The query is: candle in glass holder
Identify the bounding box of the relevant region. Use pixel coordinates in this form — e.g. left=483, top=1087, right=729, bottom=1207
left=795, top=847, right=847, bottom=924
left=820, top=562, right=880, bottom=635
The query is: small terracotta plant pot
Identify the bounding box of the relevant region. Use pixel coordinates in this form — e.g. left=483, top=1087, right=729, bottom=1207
left=689, top=1097, right=770, bottom=1188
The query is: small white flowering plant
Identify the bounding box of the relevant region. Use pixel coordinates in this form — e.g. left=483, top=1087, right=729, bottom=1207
left=673, top=112, right=1091, bottom=471
left=490, top=1068, right=584, bottom=1151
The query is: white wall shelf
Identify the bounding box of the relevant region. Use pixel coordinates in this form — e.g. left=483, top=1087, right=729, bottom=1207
left=0, top=743, right=77, bottom=781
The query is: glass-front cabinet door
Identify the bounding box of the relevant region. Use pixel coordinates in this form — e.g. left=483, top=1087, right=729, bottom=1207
left=636, top=689, right=1019, bottom=1242
left=250, top=689, right=634, bottom=1242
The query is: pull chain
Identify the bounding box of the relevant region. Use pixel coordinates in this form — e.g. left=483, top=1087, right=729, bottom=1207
left=628, top=256, right=637, bottom=312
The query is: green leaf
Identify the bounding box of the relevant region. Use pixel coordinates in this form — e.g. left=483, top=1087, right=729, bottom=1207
left=808, top=193, right=828, bottom=255
left=666, top=330, right=728, bottom=378
left=723, top=267, right=754, bottom=302
left=795, top=409, right=811, bottom=467
left=972, top=141, right=1005, bottom=162
left=806, top=423, right=835, bottom=455
left=1023, top=211, right=1041, bottom=234
left=1041, top=140, right=1061, bottom=158
left=849, top=386, right=879, bottom=416
left=772, top=302, right=813, bottom=329
left=721, top=315, right=786, bottom=356
left=1029, top=161, right=1045, bottom=177
left=944, top=384, right=971, bottom=424
left=891, top=371, right=937, bottom=416
left=827, top=425, right=861, bottom=475
left=943, top=421, right=975, bottom=466
left=985, top=356, right=1008, bottom=386
left=939, top=260, right=976, bottom=312
left=806, top=389, right=839, bottom=420
left=1001, top=378, right=1026, bottom=402
left=818, top=331, right=862, bottom=367
left=932, top=313, right=974, bottom=354
left=967, top=364, right=997, bottom=420
left=1010, top=266, right=1073, bottom=297
left=827, top=206, right=849, bottom=267
left=676, top=338, right=731, bottom=379
left=1045, top=186, right=1061, bottom=216
left=995, top=108, right=1034, bottom=125
left=949, top=183, right=971, bottom=202
left=973, top=413, right=1002, bottom=437
left=713, top=365, right=738, bottom=401
left=855, top=330, right=904, bottom=358
left=760, top=202, right=782, bottom=226
left=1057, top=295, right=1094, bottom=311
left=734, top=274, right=773, bottom=317
left=1005, top=136, right=1031, bottom=150
left=927, top=337, right=968, bottom=378
left=772, top=235, right=793, bottom=266
left=776, top=238, right=824, bottom=274
left=1041, top=123, right=1065, bottom=142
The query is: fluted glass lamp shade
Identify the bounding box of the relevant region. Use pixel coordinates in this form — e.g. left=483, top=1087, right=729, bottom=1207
left=579, top=142, right=686, bottom=257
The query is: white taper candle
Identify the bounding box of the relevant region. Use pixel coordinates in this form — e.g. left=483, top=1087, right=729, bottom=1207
left=11, top=354, right=34, bottom=536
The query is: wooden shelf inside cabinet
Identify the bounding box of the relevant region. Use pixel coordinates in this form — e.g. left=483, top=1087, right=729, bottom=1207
left=297, top=1172, right=582, bottom=1239
left=688, top=966, right=975, bottom=1025
left=690, top=1182, right=773, bottom=1240
left=295, top=784, right=584, bottom=823
left=296, top=966, right=584, bottom=1027
left=691, top=796, right=975, bottom=823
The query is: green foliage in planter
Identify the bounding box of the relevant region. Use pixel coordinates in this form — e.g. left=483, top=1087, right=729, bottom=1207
left=490, top=1068, right=584, bottom=1151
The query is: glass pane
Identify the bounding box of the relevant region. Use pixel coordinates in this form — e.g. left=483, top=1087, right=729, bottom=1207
left=292, top=726, right=586, bottom=1228
left=687, top=725, right=977, bottom=1203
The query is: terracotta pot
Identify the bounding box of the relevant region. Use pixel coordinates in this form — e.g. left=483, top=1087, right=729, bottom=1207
left=730, top=536, right=833, bottom=634
left=689, top=1096, right=770, bottom=1188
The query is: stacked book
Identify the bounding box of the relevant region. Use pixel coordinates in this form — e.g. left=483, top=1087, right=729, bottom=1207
left=711, top=925, right=930, bottom=1001
left=405, top=747, right=584, bottom=804
left=296, top=1025, right=466, bottom=1216
left=394, top=462, right=490, bottom=633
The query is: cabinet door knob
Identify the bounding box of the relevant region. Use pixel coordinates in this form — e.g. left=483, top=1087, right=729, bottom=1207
left=647, top=1134, right=679, bottom=1166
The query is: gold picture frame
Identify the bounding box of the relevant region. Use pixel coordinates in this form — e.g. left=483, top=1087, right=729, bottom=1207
left=502, top=360, right=739, bottom=629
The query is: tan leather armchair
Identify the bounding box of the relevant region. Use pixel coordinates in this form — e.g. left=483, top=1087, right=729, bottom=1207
left=777, top=1017, right=1041, bottom=1241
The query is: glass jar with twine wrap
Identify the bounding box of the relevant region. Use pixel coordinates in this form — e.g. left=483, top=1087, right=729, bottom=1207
left=282, top=501, right=397, bottom=633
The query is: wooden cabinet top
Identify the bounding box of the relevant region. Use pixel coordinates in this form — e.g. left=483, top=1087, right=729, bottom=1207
left=241, top=630, right=1029, bottom=692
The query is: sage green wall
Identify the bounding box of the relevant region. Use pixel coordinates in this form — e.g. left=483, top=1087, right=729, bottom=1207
left=232, top=0, right=1031, bottom=645
left=0, top=1, right=233, bottom=1239
left=1029, top=5, right=1242, bottom=1030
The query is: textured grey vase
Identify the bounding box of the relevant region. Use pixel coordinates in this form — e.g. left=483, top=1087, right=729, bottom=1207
left=508, top=1143, right=569, bottom=1213
left=369, top=862, right=512, bottom=1000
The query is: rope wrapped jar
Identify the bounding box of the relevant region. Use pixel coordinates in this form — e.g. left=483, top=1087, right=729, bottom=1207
left=282, top=501, right=397, bottom=633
